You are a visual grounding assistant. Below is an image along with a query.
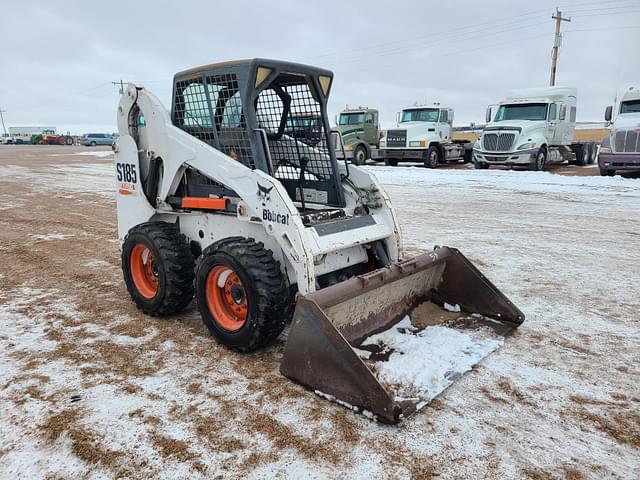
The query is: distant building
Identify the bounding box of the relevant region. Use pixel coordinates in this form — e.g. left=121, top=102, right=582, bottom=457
left=8, top=126, right=56, bottom=142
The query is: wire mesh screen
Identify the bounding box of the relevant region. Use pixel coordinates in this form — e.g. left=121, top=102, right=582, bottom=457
left=256, top=77, right=336, bottom=205
left=173, top=74, right=254, bottom=169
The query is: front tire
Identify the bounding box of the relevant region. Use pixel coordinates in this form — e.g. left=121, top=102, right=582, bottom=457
left=600, top=168, right=615, bottom=177
left=530, top=147, right=547, bottom=171
left=195, top=237, right=289, bottom=352
left=90, top=141, right=96, bottom=147
left=122, top=222, right=195, bottom=316
left=353, top=145, right=367, bottom=166
left=384, top=157, right=398, bottom=166
left=425, top=145, right=440, bottom=169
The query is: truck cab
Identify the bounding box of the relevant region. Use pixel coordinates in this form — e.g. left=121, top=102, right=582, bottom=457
left=598, top=86, right=640, bottom=176
left=474, top=87, right=595, bottom=171
left=334, top=107, right=380, bottom=165
left=379, top=105, right=471, bottom=168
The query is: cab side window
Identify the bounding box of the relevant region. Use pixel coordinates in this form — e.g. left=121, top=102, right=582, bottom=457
left=439, top=110, right=448, bottom=123
left=570, top=106, right=577, bottom=122
left=364, top=113, right=374, bottom=124
left=559, top=104, right=566, bottom=120
left=548, top=103, right=557, bottom=121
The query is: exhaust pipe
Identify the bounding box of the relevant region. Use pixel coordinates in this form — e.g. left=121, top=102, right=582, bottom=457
left=280, top=246, right=524, bottom=424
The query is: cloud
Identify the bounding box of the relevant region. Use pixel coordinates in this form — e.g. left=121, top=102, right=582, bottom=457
left=0, top=0, right=637, bottom=133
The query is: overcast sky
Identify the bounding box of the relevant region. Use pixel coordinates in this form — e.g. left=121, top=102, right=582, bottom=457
left=1, top=0, right=638, bottom=134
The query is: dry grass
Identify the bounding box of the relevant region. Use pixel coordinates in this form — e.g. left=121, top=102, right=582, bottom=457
left=41, top=409, right=124, bottom=468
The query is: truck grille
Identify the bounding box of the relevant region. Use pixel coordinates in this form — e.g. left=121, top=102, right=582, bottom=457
left=386, top=129, right=407, bottom=148
left=614, top=130, right=640, bottom=153
left=483, top=132, right=516, bottom=152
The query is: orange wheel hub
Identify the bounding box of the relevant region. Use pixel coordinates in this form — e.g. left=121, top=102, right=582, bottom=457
left=130, top=244, right=158, bottom=299
left=205, top=265, right=248, bottom=331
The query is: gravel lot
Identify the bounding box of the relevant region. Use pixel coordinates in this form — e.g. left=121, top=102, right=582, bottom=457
left=0, top=145, right=638, bottom=479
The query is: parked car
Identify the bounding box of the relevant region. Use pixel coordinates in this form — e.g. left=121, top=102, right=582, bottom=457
left=81, top=133, right=115, bottom=146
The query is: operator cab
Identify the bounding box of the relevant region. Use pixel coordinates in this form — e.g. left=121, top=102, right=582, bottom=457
left=170, top=59, right=345, bottom=211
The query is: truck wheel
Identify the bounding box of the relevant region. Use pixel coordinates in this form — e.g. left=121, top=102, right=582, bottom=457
left=195, top=237, right=289, bottom=352
left=530, top=147, right=547, bottom=171
left=425, top=146, right=440, bottom=169
left=463, top=149, right=473, bottom=164
left=474, top=161, right=489, bottom=169
left=588, top=143, right=597, bottom=164
left=353, top=145, right=367, bottom=165
left=384, top=158, right=398, bottom=166
left=600, top=168, right=614, bottom=177
left=122, top=222, right=195, bottom=316
left=573, top=145, right=587, bottom=166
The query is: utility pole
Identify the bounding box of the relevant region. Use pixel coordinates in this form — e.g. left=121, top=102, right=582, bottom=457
left=0, top=108, right=6, bottom=136
left=550, top=8, right=571, bottom=86
left=111, top=80, right=125, bottom=94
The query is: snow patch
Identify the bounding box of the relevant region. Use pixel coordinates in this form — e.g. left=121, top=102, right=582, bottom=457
left=73, top=151, right=113, bottom=158
left=31, top=233, right=72, bottom=241
left=359, top=319, right=503, bottom=406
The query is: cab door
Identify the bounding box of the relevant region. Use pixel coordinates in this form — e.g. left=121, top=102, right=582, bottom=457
left=545, top=103, right=558, bottom=144
left=363, top=111, right=377, bottom=144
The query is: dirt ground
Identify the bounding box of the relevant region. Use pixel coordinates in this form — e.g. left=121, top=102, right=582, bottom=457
left=0, top=145, right=638, bottom=479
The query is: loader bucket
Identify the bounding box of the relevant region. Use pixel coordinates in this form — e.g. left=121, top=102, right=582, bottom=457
left=280, top=246, right=524, bottom=424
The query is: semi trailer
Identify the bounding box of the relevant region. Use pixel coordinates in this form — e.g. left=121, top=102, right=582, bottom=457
left=599, top=86, right=640, bottom=176
left=379, top=105, right=472, bottom=168
left=473, top=87, right=596, bottom=170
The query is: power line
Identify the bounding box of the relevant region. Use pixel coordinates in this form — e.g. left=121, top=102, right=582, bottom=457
left=304, top=0, right=636, bottom=65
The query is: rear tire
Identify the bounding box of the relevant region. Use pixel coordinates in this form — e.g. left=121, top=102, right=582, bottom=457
left=122, top=222, right=195, bottom=316
left=463, top=148, right=473, bottom=164
left=600, top=168, right=615, bottom=177
left=573, top=145, right=587, bottom=166
left=195, top=237, right=289, bottom=352
left=425, top=145, right=440, bottom=169
left=384, top=158, right=398, bottom=166
left=589, top=143, right=597, bottom=164
left=353, top=145, right=367, bottom=166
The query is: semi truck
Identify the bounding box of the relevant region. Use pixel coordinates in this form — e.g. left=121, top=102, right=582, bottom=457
left=473, top=87, right=596, bottom=170
left=378, top=105, right=472, bottom=168
left=598, top=86, right=640, bottom=176
left=333, top=107, right=381, bottom=165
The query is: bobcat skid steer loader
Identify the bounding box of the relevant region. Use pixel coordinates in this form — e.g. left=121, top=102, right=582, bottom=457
left=114, top=59, right=524, bottom=424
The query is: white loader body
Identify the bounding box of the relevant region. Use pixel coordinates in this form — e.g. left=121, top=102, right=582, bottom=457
left=114, top=84, right=401, bottom=295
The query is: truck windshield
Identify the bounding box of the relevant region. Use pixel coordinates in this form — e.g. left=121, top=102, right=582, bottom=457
left=400, top=109, right=439, bottom=122
left=339, top=113, right=364, bottom=125
left=287, top=116, right=319, bottom=127
left=620, top=100, right=640, bottom=114
left=494, top=103, right=548, bottom=121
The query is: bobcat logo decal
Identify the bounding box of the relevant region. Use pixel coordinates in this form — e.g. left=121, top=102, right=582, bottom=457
left=257, top=182, right=273, bottom=203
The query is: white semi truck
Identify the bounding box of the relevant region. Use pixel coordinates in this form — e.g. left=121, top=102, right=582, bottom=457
left=598, top=86, right=640, bottom=176
left=379, top=105, right=472, bottom=168
left=473, top=87, right=596, bottom=170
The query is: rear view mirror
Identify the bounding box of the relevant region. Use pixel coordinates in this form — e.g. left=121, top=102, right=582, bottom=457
left=485, top=106, right=492, bottom=123
left=396, top=112, right=400, bottom=124
left=604, top=105, right=613, bottom=122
